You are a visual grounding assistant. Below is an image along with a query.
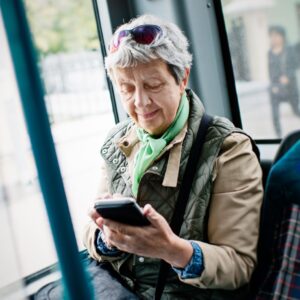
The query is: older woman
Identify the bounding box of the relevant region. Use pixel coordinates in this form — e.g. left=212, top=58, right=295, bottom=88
left=84, top=15, right=263, bottom=299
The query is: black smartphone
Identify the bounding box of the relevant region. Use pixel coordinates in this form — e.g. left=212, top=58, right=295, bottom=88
left=94, top=198, right=150, bottom=226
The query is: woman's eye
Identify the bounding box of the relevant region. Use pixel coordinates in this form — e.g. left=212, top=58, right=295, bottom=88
left=145, top=83, right=163, bottom=91
left=120, top=85, right=134, bottom=94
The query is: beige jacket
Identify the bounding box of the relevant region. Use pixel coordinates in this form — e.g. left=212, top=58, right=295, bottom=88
left=83, top=125, right=263, bottom=290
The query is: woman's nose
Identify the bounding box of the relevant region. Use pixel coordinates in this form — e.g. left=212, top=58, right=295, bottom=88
left=134, top=89, right=151, bottom=108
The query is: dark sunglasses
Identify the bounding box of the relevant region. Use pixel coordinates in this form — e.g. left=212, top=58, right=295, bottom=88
left=110, top=24, right=162, bottom=53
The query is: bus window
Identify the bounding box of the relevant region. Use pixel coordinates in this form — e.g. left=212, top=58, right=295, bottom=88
left=222, top=0, right=300, bottom=139
left=24, top=0, right=115, bottom=252
left=0, top=9, right=60, bottom=297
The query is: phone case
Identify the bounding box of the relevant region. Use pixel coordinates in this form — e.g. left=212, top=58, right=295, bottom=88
left=94, top=198, right=150, bottom=226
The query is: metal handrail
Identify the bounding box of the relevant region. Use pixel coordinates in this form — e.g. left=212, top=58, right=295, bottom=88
left=0, top=0, right=93, bottom=299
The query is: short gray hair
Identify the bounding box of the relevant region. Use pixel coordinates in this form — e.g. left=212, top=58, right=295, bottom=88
left=105, top=15, right=193, bottom=83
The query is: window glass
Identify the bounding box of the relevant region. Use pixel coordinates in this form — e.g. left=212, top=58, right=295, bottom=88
left=222, top=0, right=300, bottom=139
left=0, top=10, right=59, bottom=298
left=0, top=0, right=115, bottom=293
left=24, top=0, right=115, bottom=252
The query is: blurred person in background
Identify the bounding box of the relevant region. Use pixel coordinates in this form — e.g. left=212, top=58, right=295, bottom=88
left=268, top=25, right=300, bottom=138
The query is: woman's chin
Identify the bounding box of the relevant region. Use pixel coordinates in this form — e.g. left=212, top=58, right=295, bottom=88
left=137, top=115, right=168, bottom=136
left=141, top=124, right=166, bottom=136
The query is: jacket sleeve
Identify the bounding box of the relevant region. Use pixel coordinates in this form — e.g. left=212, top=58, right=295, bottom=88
left=179, top=133, right=263, bottom=289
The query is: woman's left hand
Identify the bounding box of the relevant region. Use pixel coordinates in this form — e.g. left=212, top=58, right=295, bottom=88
left=99, top=204, right=193, bottom=268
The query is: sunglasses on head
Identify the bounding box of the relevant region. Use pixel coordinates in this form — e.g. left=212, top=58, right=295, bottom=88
left=110, top=24, right=162, bottom=53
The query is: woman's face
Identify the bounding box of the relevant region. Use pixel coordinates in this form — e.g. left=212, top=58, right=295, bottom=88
left=112, top=60, right=189, bottom=136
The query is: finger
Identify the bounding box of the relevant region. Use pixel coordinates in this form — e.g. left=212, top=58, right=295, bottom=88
left=90, top=194, right=112, bottom=218
left=102, top=225, right=115, bottom=237
left=102, top=226, right=116, bottom=248
left=95, top=193, right=112, bottom=200
left=88, top=209, right=104, bottom=229
left=143, top=204, right=165, bottom=228
left=95, top=216, right=104, bottom=229
left=102, top=218, right=137, bottom=236
left=88, top=208, right=101, bottom=221
left=112, top=193, right=123, bottom=199
left=107, top=231, right=132, bottom=252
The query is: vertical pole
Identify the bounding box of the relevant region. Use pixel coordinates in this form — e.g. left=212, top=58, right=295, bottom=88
left=0, top=0, right=93, bottom=299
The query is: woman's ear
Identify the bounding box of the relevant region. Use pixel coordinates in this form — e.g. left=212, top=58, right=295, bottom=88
left=179, top=68, right=190, bottom=93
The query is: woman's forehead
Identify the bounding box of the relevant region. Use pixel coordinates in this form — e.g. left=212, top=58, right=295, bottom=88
left=113, top=61, right=170, bottom=82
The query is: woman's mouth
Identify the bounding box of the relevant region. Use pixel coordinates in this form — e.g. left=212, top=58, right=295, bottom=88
left=138, top=110, right=159, bottom=120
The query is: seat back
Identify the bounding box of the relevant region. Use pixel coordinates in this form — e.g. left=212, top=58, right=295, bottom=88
left=273, top=130, right=300, bottom=163
left=251, top=132, right=300, bottom=299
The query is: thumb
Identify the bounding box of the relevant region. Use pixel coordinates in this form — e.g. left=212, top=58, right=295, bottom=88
left=143, top=204, right=164, bottom=227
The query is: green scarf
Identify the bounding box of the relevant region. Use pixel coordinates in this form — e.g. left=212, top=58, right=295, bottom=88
left=132, top=92, right=189, bottom=196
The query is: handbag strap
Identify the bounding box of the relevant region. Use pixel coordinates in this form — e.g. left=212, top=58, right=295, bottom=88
left=154, top=113, right=214, bottom=300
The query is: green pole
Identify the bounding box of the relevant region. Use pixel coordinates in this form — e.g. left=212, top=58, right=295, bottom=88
left=0, top=0, right=93, bottom=299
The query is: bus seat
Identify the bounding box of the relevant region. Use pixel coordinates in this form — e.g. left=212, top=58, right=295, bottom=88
left=251, top=133, right=300, bottom=299
left=273, top=130, right=300, bottom=163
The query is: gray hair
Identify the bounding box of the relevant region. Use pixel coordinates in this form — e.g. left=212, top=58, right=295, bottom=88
left=105, top=15, right=192, bottom=84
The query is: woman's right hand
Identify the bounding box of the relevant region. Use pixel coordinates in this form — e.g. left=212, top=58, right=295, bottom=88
left=88, top=193, right=121, bottom=248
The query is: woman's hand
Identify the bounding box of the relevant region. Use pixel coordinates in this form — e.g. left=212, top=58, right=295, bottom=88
left=89, top=193, right=121, bottom=249
left=96, top=204, right=193, bottom=268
